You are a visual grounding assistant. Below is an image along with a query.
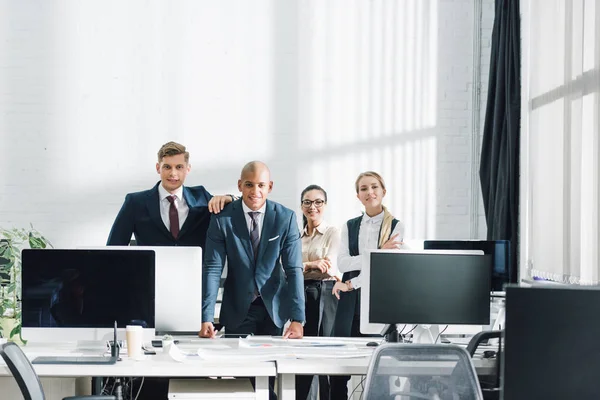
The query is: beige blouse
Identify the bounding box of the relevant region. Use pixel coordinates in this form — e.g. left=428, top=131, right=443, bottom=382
left=301, top=221, right=341, bottom=281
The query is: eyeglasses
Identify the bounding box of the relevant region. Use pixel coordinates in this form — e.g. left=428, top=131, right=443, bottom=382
left=301, top=199, right=326, bottom=208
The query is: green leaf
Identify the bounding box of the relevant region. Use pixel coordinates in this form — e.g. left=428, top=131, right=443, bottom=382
left=29, top=236, right=44, bottom=249
left=9, top=322, right=21, bottom=339
left=18, top=332, right=27, bottom=345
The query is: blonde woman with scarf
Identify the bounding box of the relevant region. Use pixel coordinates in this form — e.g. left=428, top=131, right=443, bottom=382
left=329, top=171, right=404, bottom=400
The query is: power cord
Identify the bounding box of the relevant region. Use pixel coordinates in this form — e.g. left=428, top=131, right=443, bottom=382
left=134, top=377, right=145, bottom=400
left=402, top=325, right=419, bottom=342
left=347, top=375, right=366, bottom=399
left=434, top=325, right=449, bottom=344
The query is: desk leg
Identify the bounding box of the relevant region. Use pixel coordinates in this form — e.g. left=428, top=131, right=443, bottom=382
left=277, top=373, right=295, bottom=400
left=91, top=377, right=103, bottom=395
left=255, top=376, right=269, bottom=400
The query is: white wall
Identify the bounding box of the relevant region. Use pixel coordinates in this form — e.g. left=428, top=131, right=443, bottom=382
left=0, top=0, right=494, bottom=247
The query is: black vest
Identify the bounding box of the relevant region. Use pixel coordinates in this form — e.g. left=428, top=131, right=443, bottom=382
left=341, top=214, right=399, bottom=281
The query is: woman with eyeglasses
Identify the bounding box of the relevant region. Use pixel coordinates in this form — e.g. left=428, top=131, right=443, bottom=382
left=329, top=171, right=404, bottom=400
left=296, top=184, right=341, bottom=400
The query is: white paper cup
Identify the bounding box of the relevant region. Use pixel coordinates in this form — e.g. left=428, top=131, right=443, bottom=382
left=125, top=325, right=144, bottom=358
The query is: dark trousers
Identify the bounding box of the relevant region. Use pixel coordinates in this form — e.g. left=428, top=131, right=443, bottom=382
left=329, top=288, right=374, bottom=400
left=296, top=280, right=338, bottom=400
left=226, top=297, right=282, bottom=400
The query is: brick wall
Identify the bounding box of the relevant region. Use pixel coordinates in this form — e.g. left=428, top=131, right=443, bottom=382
left=0, top=0, right=494, bottom=247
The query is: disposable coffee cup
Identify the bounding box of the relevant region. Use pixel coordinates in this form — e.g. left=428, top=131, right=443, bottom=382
left=126, top=325, right=144, bottom=358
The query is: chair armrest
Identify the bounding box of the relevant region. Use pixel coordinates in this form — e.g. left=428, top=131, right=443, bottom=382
left=466, top=330, right=503, bottom=356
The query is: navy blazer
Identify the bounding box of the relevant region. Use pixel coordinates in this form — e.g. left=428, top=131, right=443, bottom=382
left=202, top=199, right=305, bottom=329
left=107, top=182, right=213, bottom=247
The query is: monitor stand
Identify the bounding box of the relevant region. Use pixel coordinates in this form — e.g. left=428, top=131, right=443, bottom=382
left=382, top=324, right=401, bottom=342
left=412, top=325, right=440, bottom=344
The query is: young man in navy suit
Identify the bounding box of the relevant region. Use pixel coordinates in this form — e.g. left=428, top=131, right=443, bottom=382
left=107, top=142, right=234, bottom=400
left=200, top=161, right=305, bottom=339
left=107, top=141, right=233, bottom=248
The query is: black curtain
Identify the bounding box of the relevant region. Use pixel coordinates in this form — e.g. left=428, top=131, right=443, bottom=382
left=479, top=0, right=521, bottom=284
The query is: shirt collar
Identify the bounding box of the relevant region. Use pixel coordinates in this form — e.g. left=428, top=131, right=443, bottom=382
left=362, top=210, right=385, bottom=224
left=301, top=221, right=330, bottom=238
left=158, top=183, right=184, bottom=201
left=241, top=200, right=267, bottom=215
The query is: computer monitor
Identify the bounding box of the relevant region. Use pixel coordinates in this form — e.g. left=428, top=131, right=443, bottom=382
left=21, top=249, right=155, bottom=342
left=504, top=285, right=600, bottom=399
left=361, top=249, right=491, bottom=341
left=79, top=246, right=203, bottom=335
left=423, top=240, right=511, bottom=291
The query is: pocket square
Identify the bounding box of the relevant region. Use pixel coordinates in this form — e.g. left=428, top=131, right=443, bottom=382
left=268, top=235, right=280, bottom=242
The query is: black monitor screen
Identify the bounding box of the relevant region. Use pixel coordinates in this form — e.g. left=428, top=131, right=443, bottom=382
left=424, top=240, right=511, bottom=291
left=504, top=286, right=600, bottom=399
left=22, top=249, right=155, bottom=329
left=369, top=252, right=491, bottom=325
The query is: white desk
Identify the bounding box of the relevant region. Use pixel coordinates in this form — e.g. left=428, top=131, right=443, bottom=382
left=0, top=340, right=276, bottom=400
left=0, top=337, right=496, bottom=400
left=273, top=338, right=497, bottom=400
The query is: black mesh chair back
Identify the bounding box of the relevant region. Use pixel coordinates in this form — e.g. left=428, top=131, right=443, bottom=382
left=0, top=342, right=45, bottom=400
left=363, top=343, right=483, bottom=400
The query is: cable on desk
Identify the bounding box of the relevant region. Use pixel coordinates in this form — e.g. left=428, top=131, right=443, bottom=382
left=398, top=324, right=408, bottom=336
left=434, top=325, right=449, bottom=344
left=402, top=325, right=419, bottom=342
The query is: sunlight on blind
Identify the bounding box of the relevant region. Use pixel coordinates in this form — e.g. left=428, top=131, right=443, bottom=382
left=295, top=0, right=438, bottom=238
left=524, top=0, right=600, bottom=284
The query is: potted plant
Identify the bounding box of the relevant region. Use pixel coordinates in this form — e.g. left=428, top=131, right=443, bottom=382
left=0, top=225, right=52, bottom=344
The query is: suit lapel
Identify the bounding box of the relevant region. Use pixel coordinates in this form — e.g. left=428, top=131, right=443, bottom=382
left=232, top=200, right=254, bottom=263
left=179, top=186, right=198, bottom=238
left=146, top=182, right=173, bottom=240
left=256, top=200, right=275, bottom=266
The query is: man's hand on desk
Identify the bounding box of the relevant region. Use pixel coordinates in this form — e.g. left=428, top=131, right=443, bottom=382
left=199, top=322, right=217, bottom=338
left=283, top=322, right=304, bottom=339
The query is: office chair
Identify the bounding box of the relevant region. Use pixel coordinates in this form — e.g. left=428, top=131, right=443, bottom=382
left=0, top=342, right=116, bottom=400
left=466, top=330, right=503, bottom=400
left=363, top=343, right=483, bottom=400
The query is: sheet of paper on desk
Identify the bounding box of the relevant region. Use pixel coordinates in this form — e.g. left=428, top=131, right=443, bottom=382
left=196, top=347, right=295, bottom=362
left=243, top=336, right=349, bottom=348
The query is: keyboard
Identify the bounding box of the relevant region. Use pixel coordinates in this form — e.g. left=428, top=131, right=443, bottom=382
left=32, top=355, right=117, bottom=365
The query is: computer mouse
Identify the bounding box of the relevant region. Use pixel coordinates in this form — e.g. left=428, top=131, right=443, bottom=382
left=483, top=350, right=497, bottom=359
left=366, top=341, right=379, bottom=347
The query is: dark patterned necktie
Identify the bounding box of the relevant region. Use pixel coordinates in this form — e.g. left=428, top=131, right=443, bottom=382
left=248, top=211, right=260, bottom=261
left=166, top=195, right=180, bottom=239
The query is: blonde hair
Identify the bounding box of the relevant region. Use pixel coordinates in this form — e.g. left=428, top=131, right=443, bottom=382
left=157, top=141, right=189, bottom=163
left=355, top=171, right=394, bottom=248
left=354, top=171, right=386, bottom=193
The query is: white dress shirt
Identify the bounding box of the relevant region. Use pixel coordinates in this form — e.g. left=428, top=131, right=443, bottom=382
left=158, top=184, right=189, bottom=230
left=242, top=201, right=267, bottom=240
left=338, top=210, right=404, bottom=289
